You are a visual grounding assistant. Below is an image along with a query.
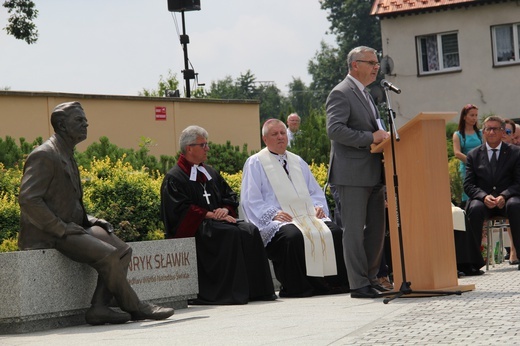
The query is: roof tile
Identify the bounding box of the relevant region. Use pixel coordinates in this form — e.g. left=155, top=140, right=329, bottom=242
left=371, top=0, right=477, bottom=16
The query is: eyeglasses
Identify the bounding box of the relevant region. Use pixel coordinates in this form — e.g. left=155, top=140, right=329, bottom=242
left=189, top=142, right=209, bottom=149
left=484, top=127, right=503, bottom=133
left=356, top=60, right=380, bottom=67
left=505, top=129, right=513, bottom=135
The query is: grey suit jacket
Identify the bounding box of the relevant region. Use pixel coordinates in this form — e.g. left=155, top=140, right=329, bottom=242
left=326, top=76, right=384, bottom=187
left=18, top=134, right=95, bottom=249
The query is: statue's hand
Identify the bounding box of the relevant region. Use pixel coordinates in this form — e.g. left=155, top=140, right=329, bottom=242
left=93, top=219, right=114, bottom=233
left=64, top=223, right=88, bottom=237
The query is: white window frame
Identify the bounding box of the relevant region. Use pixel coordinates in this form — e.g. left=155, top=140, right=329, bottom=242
left=416, top=31, right=461, bottom=75
left=492, top=23, right=520, bottom=66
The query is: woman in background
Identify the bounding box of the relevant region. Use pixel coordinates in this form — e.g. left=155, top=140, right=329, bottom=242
left=453, top=104, right=482, bottom=208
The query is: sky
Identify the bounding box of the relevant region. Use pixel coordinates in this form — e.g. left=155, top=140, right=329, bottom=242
left=0, top=0, right=337, bottom=96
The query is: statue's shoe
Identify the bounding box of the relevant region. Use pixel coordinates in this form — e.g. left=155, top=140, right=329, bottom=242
left=130, top=302, right=174, bottom=321
left=85, top=305, right=131, bottom=325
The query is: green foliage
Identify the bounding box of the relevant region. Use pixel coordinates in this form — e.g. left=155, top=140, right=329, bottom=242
left=0, top=162, right=22, bottom=196
left=0, top=192, right=20, bottom=244
left=320, top=0, right=381, bottom=52
left=287, top=78, right=321, bottom=120
left=82, top=157, right=164, bottom=242
left=0, top=162, right=23, bottom=250
left=257, top=83, right=287, bottom=124
left=197, top=70, right=290, bottom=124
left=0, top=236, right=18, bottom=252
left=309, top=0, right=382, bottom=105
left=143, top=229, right=165, bottom=241
left=221, top=171, right=242, bottom=198
left=0, top=136, right=42, bottom=169
left=308, top=161, right=335, bottom=212
left=308, top=41, right=345, bottom=105
left=204, top=141, right=252, bottom=174
left=449, top=156, right=463, bottom=206
left=139, top=69, right=180, bottom=97
left=76, top=136, right=171, bottom=174
left=290, top=108, right=330, bottom=165
left=2, top=0, right=38, bottom=44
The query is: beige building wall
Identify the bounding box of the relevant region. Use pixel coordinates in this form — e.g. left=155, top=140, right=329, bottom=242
left=379, top=2, right=520, bottom=127
left=0, top=91, right=261, bottom=157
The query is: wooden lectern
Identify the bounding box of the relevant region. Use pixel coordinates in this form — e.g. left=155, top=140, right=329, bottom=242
left=372, top=112, right=475, bottom=293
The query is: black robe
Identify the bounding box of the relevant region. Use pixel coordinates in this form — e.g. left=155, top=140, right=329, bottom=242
left=160, top=157, right=275, bottom=304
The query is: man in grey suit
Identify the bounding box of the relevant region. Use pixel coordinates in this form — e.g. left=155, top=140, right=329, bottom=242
left=326, top=46, right=389, bottom=298
left=18, top=101, right=174, bottom=325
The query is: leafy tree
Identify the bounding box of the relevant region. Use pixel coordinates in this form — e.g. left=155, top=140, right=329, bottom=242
left=308, top=0, right=382, bottom=105
left=200, top=70, right=289, bottom=124
left=203, top=76, right=238, bottom=99
left=308, top=41, right=345, bottom=105
left=139, top=70, right=180, bottom=97
left=205, top=141, right=252, bottom=174
left=0, top=136, right=42, bottom=168
left=235, top=70, right=258, bottom=99
left=2, top=0, right=38, bottom=44
left=204, top=70, right=259, bottom=100
left=320, top=0, right=381, bottom=53
left=287, top=77, right=321, bottom=120
left=290, top=108, right=330, bottom=165
left=257, top=83, right=287, bottom=124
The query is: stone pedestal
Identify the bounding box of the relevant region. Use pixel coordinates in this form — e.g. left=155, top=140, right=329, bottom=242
left=0, top=238, right=198, bottom=334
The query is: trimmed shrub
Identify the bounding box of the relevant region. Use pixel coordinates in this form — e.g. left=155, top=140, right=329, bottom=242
left=0, top=236, right=18, bottom=253
left=449, top=156, right=463, bottom=206
left=0, top=192, right=20, bottom=245
left=81, top=157, right=164, bottom=242
left=221, top=171, right=243, bottom=198
left=0, top=162, right=22, bottom=196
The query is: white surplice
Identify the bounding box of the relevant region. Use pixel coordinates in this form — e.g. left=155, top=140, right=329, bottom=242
left=241, top=148, right=337, bottom=277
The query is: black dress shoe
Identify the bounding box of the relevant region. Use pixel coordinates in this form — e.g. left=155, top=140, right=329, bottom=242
left=130, top=302, right=174, bottom=321
left=371, top=283, right=391, bottom=292
left=350, top=285, right=380, bottom=299
left=518, top=264, right=520, bottom=271
left=85, top=306, right=131, bottom=325
left=252, top=293, right=278, bottom=301
left=463, top=267, right=485, bottom=276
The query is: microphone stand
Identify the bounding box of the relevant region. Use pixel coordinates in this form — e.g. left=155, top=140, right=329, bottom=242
left=379, top=86, right=462, bottom=304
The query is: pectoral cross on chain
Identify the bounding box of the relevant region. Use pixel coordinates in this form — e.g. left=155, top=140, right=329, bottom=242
left=202, top=188, right=211, bottom=205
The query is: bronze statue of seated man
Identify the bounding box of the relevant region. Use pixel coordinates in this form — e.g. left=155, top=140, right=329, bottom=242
left=18, top=101, right=174, bottom=325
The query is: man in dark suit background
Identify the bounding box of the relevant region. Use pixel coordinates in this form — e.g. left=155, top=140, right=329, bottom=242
left=464, top=115, right=520, bottom=271
left=18, top=101, right=174, bottom=325
left=325, top=46, right=390, bottom=298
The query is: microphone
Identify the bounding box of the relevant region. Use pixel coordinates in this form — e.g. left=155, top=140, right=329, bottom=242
left=380, top=79, right=402, bottom=94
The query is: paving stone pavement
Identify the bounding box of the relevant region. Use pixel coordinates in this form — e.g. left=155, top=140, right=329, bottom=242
left=1, top=261, right=519, bottom=345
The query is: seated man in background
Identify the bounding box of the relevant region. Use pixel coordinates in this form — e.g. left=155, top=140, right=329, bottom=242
left=18, top=101, right=174, bottom=325
left=240, top=119, right=349, bottom=297
left=160, top=125, right=276, bottom=304
left=464, top=116, right=520, bottom=272
left=286, top=113, right=301, bottom=146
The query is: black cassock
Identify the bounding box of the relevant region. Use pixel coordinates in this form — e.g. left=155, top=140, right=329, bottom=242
left=160, top=158, right=275, bottom=304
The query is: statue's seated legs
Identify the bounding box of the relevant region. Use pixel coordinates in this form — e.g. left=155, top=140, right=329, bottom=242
left=55, top=226, right=173, bottom=325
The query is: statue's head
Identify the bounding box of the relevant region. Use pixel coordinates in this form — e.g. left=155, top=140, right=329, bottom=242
left=50, top=101, right=88, bottom=146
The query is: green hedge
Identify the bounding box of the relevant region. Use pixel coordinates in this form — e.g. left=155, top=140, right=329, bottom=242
left=82, top=157, right=164, bottom=242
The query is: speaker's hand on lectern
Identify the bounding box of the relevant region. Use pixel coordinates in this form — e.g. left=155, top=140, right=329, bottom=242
left=372, top=130, right=390, bottom=145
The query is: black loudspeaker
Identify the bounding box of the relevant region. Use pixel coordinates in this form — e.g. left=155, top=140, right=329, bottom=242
left=167, top=0, right=201, bottom=12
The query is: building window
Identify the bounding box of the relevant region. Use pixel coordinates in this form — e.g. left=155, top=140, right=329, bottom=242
left=417, top=32, right=460, bottom=75
left=492, top=23, right=520, bottom=65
